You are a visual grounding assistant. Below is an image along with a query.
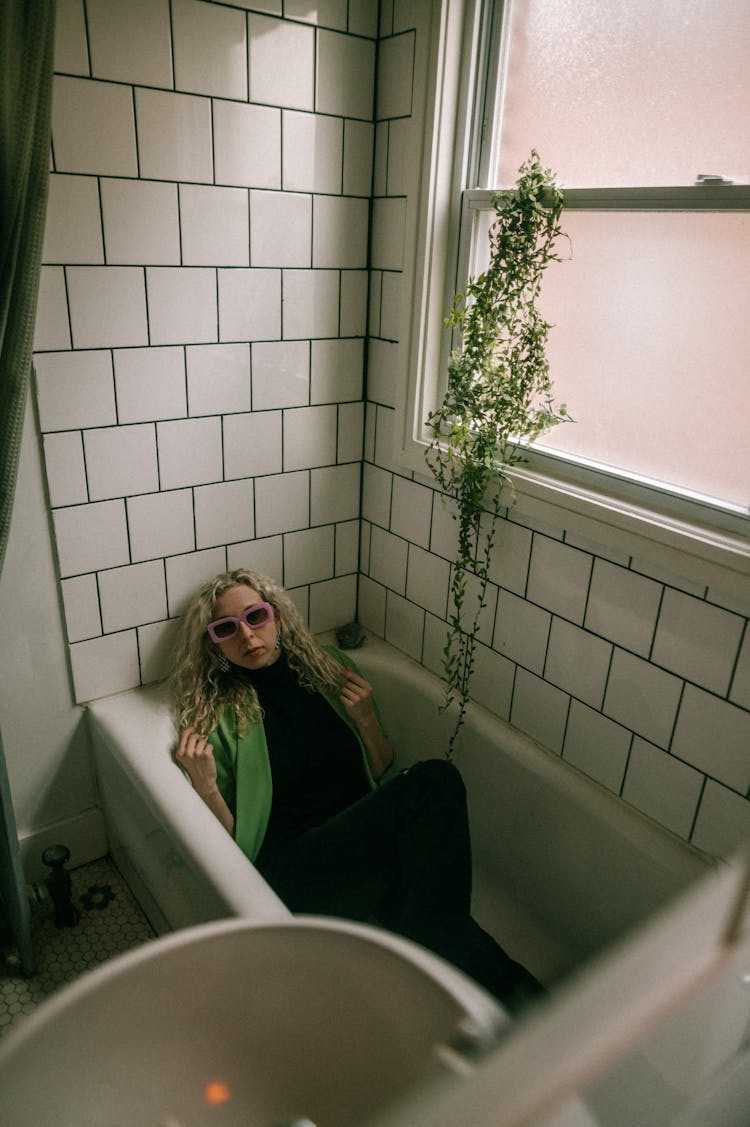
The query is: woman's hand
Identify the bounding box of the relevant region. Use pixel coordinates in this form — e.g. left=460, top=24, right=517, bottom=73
left=175, top=727, right=235, bottom=836
left=175, top=727, right=218, bottom=797
left=339, top=669, right=377, bottom=726
left=339, top=669, right=394, bottom=781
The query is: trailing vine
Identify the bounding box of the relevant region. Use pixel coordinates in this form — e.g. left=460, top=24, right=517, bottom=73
left=426, top=151, right=569, bottom=757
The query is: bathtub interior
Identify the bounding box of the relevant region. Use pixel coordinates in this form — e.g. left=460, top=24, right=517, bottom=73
left=89, top=631, right=711, bottom=985
left=346, top=636, right=712, bottom=984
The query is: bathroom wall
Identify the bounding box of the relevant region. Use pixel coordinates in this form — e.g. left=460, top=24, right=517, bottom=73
left=360, top=2, right=750, bottom=861
left=34, top=0, right=377, bottom=706
left=6, top=0, right=749, bottom=870
left=0, top=395, right=103, bottom=872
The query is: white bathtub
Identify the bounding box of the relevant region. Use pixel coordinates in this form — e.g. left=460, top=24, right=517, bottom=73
left=87, top=632, right=712, bottom=983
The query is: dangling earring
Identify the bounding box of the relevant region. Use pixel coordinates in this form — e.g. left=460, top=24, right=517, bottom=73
left=275, top=627, right=282, bottom=650
left=216, top=651, right=230, bottom=672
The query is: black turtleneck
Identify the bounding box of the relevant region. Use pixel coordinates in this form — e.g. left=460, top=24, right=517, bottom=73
left=247, top=654, right=370, bottom=858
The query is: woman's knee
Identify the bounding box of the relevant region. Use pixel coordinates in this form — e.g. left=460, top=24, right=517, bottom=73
left=404, top=758, right=467, bottom=807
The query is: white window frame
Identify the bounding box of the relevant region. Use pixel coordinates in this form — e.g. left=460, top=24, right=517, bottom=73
left=396, top=0, right=750, bottom=602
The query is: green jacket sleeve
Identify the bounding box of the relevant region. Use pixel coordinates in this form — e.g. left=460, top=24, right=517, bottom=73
left=207, top=709, right=273, bottom=863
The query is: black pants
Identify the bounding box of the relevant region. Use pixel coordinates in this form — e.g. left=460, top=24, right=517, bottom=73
left=255, top=759, right=541, bottom=1011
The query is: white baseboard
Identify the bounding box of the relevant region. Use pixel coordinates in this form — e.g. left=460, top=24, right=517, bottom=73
left=19, top=807, right=109, bottom=883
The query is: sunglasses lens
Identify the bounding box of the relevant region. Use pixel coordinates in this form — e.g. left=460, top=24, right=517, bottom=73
left=212, top=619, right=237, bottom=639
left=245, top=605, right=270, bottom=627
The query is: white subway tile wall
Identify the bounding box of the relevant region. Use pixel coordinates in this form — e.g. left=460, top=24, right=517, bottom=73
left=67, top=267, right=148, bottom=348
left=51, top=76, right=138, bottom=176
left=217, top=267, right=281, bottom=341
left=69, top=630, right=141, bottom=702
left=336, top=402, right=365, bottom=464
left=60, top=572, right=102, bottom=643
left=87, top=0, right=173, bottom=86
left=115, top=346, right=187, bottom=423
left=283, top=110, right=342, bottom=194
left=316, top=30, right=375, bottom=119
left=248, top=15, right=314, bottom=110
left=38, top=0, right=373, bottom=708
left=100, top=179, right=181, bottom=265
left=35, top=0, right=750, bottom=860
left=285, top=0, right=348, bottom=29
left=44, top=174, right=104, bottom=263
left=43, top=432, right=88, bottom=507
left=34, top=268, right=71, bottom=350
left=171, top=0, right=248, bottom=100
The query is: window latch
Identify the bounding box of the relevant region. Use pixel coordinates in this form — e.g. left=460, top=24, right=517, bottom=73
left=695, top=173, right=736, bottom=185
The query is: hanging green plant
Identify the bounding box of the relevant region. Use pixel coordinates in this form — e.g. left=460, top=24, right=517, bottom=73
left=426, top=151, right=570, bottom=756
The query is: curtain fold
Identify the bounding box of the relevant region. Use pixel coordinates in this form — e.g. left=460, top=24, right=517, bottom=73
left=1, top=1, right=56, bottom=572
left=0, top=0, right=56, bottom=976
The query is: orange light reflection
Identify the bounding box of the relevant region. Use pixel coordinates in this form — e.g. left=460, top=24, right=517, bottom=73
left=203, top=1080, right=232, bottom=1106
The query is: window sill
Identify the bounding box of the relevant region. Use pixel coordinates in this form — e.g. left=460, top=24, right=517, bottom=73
left=510, top=460, right=749, bottom=596
left=398, top=431, right=750, bottom=608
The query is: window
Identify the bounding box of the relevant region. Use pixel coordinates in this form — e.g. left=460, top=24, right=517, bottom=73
left=400, top=0, right=750, bottom=586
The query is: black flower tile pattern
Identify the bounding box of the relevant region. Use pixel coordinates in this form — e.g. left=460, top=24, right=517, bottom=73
left=0, top=856, right=155, bottom=1038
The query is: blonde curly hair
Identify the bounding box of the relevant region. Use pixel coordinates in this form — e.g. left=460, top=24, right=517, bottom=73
left=170, top=568, right=345, bottom=737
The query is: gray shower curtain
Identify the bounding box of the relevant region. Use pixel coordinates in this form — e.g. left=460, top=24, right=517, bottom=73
left=0, top=0, right=56, bottom=975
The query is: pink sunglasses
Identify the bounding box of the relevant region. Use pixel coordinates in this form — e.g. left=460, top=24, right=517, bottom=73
left=206, top=601, right=275, bottom=643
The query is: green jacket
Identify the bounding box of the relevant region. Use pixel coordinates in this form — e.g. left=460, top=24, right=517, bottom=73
left=207, top=646, right=383, bottom=862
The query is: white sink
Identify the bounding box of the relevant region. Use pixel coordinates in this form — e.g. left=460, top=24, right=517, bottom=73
left=0, top=916, right=506, bottom=1126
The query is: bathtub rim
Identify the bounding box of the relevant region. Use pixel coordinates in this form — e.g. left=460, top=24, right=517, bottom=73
left=87, top=681, right=290, bottom=926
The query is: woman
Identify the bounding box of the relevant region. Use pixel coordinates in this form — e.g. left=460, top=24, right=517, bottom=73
left=171, top=568, right=542, bottom=1013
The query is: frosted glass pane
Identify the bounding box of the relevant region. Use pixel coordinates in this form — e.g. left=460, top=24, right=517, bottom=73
left=532, top=211, right=749, bottom=510
left=496, top=0, right=750, bottom=187
left=469, top=209, right=750, bottom=509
